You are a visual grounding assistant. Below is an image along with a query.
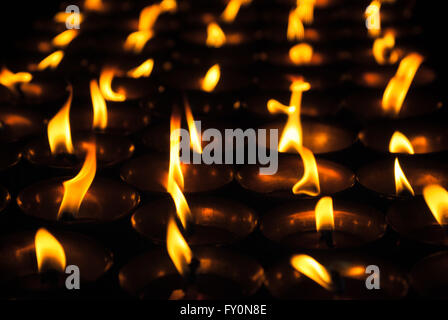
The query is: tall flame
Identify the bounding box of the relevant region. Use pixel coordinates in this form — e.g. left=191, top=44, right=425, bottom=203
left=295, top=0, right=315, bottom=24
left=382, top=53, right=424, bottom=115
left=315, top=196, right=334, bottom=231
left=206, top=22, right=226, bottom=48
left=185, top=98, right=203, bottom=154
left=35, top=228, right=66, bottom=273
left=373, top=31, right=399, bottom=65
left=90, top=79, right=108, bottom=130
left=47, top=86, right=74, bottom=154
left=127, top=59, right=154, bottom=78
left=58, top=142, right=97, bottom=219
left=423, top=184, right=448, bottom=226
left=221, top=0, right=251, bottom=23
left=52, top=30, right=79, bottom=48
left=290, top=254, right=333, bottom=290
left=138, top=4, right=163, bottom=31
left=123, top=30, right=153, bottom=54
left=365, top=1, right=381, bottom=37
left=166, top=216, right=193, bottom=276
left=389, top=131, right=415, bottom=154
left=0, top=67, right=32, bottom=91
left=394, top=157, right=414, bottom=196
left=289, top=43, right=313, bottom=65
left=99, top=68, right=126, bottom=102
left=292, top=147, right=321, bottom=196
left=200, top=64, right=221, bottom=92
left=287, top=9, right=305, bottom=41
left=37, top=51, right=64, bottom=71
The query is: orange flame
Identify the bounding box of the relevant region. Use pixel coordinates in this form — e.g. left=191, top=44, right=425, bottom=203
left=382, top=53, right=424, bottom=115
left=127, top=59, right=154, bottom=78
left=206, top=22, right=226, bottom=48
left=221, top=0, right=251, bottom=23
left=84, top=0, right=104, bottom=11
left=394, top=157, right=414, bottom=196
left=185, top=99, right=203, bottom=154
left=90, top=80, right=108, bottom=130
left=373, top=31, right=399, bottom=65
left=200, top=64, right=221, bottom=92
left=423, top=184, right=448, bottom=226
left=290, top=254, right=333, bottom=290
left=58, top=143, right=97, bottom=219
left=0, top=67, right=32, bottom=91
left=289, top=43, right=313, bottom=65
left=389, top=131, right=415, bottom=154
left=365, top=1, right=381, bottom=37
left=293, top=147, right=321, bottom=196
left=99, top=68, right=126, bottom=102
left=315, top=196, right=334, bottom=231
left=47, top=86, right=74, bottom=154
left=54, top=11, right=84, bottom=24
left=52, top=30, right=79, bottom=48
left=295, top=0, right=315, bottom=24
left=138, top=4, right=163, bottom=31
left=37, top=50, right=64, bottom=71
left=287, top=9, right=305, bottom=41
left=166, top=216, right=193, bottom=276
left=35, top=228, right=66, bottom=273
left=123, top=30, right=153, bottom=54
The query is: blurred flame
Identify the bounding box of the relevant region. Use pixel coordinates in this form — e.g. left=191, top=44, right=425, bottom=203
left=373, top=31, right=399, bottom=65
left=296, top=0, right=315, bottom=24
left=58, top=143, right=97, bottom=219
left=124, top=30, right=153, bottom=54
left=389, top=131, right=415, bottom=154
left=315, top=196, right=334, bottom=231
left=200, top=64, right=221, bottom=92
left=290, top=254, right=333, bottom=290
left=221, top=0, right=251, bottom=23
left=52, top=30, right=79, bottom=48
left=99, top=68, right=126, bottom=102
left=35, top=228, right=66, bottom=273
left=84, top=0, right=104, bottom=11
left=138, top=4, right=163, bottom=30
left=394, top=157, right=414, bottom=196
left=0, top=67, right=32, bottom=91
left=90, top=80, right=108, bottom=130
left=54, top=11, right=84, bottom=24
left=423, top=184, right=448, bottom=226
left=287, top=9, right=304, bottom=41
left=185, top=99, right=203, bottom=154
left=293, top=147, right=321, bottom=196
left=365, top=1, right=381, bottom=37
left=289, top=43, right=313, bottom=65
left=166, top=216, right=192, bottom=277
left=47, top=86, right=74, bottom=154
left=127, top=59, right=154, bottom=78
left=382, top=53, right=424, bottom=115
left=37, top=51, right=64, bottom=71
left=206, top=22, right=226, bottom=48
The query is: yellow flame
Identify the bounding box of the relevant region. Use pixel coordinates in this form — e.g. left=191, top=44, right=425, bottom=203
left=47, top=86, right=74, bottom=154
left=127, top=59, right=154, bottom=78
left=52, top=30, right=79, bottom=48
left=35, top=228, right=66, bottom=273
left=90, top=80, right=108, bottom=130
left=389, top=131, right=415, bottom=154
left=84, top=0, right=104, bottom=11
left=394, top=157, right=414, bottom=196
left=423, top=184, right=448, bottom=226
left=373, top=31, right=399, bottom=65
left=54, top=11, right=84, bottom=24
left=201, top=64, right=221, bottom=92
left=221, top=0, right=251, bottom=23
left=365, top=1, right=381, bottom=37
left=37, top=51, right=64, bottom=71
left=290, top=254, right=333, bottom=290
left=382, top=53, right=424, bottom=115
left=139, top=4, right=162, bottom=30
left=99, top=68, right=126, bottom=102
left=0, top=67, right=32, bottom=91
left=166, top=216, right=192, bottom=276
left=289, top=43, right=313, bottom=65
left=185, top=99, right=203, bottom=154
left=315, top=196, right=334, bottom=231
left=287, top=9, right=305, bottom=41
left=292, top=147, right=321, bottom=196
left=206, top=22, right=226, bottom=48
left=296, top=0, right=315, bottom=24
left=58, top=143, right=97, bottom=219
left=124, top=30, right=153, bottom=54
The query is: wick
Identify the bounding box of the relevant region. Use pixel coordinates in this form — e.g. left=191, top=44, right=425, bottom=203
left=54, top=152, right=78, bottom=163
left=58, top=211, right=76, bottom=222
left=186, top=257, right=200, bottom=285
left=330, top=269, right=345, bottom=295
left=40, top=269, right=60, bottom=286
left=319, top=230, right=335, bottom=248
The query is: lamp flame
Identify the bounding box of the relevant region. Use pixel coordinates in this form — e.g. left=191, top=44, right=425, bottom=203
left=221, top=0, right=251, bottom=23
left=365, top=1, right=381, bottom=37
left=200, top=64, right=221, bottom=92
left=292, top=147, right=321, bottom=196
left=423, top=184, right=448, bottom=226
left=287, top=9, right=305, bottom=41
left=35, top=228, right=66, bottom=273
left=99, top=68, right=126, bottom=102
left=295, top=0, right=315, bottom=24
left=290, top=254, right=333, bottom=290
left=84, top=0, right=104, bottom=11
left=185, top=99, right=203, bottom=154
left=90, top=79, right=108, bottom=130
left=166, top=216, right=193, bottom=277
left=0, top=67, right=32, bottom=91
left=127, top=59, right=154, bottom=78
left=382, top=53, right=424, bottom=115
left=389, top=131, right=415, bottom=154
left=394, top=157, right=414, bottom=196
left=373, top=31, right=399, bottom=65
left=123, top=30, right=153, bottom=54
left=52, top=30, right=79, bottom=48
left=138, top=4, right=163, bottom=31
left=206, top=22, right=226, bottom=48
left=54, top=12, right=84, bottom=25
left=58, top=142, right=97, bottom=219
left=315, top=196, right=334, bottom=231
left=47, top=86, right=74, bottom=154
left=289, top=43, right=313, bottom=65
left=37, top=50, right=64, bottom=71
